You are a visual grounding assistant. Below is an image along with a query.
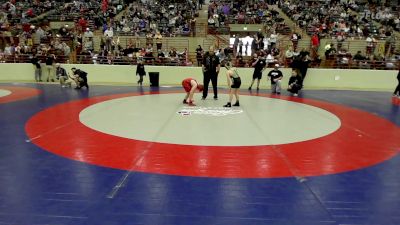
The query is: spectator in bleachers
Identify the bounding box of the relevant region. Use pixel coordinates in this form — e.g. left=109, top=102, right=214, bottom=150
left=285, top=46, right=294, bottom=60
left=290, top=32, right=300, bottom=51
left=144, top=44, right=154, bottom=62
left=145, top=32, right=153, bottom=47
left=385, top=33, right=396, bottom=57
left=83, top=37, right=94, bottom=53
left=154, top=31, right=163, bottom=50
left=168, top=47, right=178, bottom=62
left=190, top=17, right=196, bottom=36
left=104, top=26, right=113, bottom=52
left=311, top=33, right=320, bottom=58
left=269, top=31, right=278, bottom=49
left=365, top=35, right=377, bottom=56
left=83, top=28, right=94, bottom=39
left=34, top=26, right=45, bottom=44
left=112, top=36, right=122, bottom=55
left=353, top=51, right=366, bottom=61
left=62, top=42, right=71, bottom=58
left=324, top=43, right=336, bottom=59
left=77, top=16, right=87, bottom=33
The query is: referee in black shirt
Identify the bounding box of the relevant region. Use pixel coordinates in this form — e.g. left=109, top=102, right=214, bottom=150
left=201, top=46, right=220, bottom=100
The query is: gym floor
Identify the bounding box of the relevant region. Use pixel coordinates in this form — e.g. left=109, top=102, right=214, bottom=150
left=0, top=83, right=399, bottom=225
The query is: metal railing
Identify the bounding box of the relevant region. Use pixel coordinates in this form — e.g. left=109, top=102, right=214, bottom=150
left=1, top=53, right=398, bottom=71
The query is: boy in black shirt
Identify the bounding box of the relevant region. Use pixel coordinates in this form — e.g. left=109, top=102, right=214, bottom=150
left=287, top=70, right=302, bottom=96
left=70, top=67, right=89, bottom=89
left=31, top=54, right=42, bottom=82
left=267, top=64, right=283, bottom=94
left=248, top=53, right=266, bottom=90
left=45, top=54, right=56, bottom=82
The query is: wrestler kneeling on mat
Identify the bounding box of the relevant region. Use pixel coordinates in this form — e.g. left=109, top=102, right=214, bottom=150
left=182, top=78, right=204, bottom=106
left=223, top=62, right=241, bottom=107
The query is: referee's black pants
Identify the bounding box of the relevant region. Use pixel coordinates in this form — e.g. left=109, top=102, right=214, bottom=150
left=203, top=71, right=218, bottom=99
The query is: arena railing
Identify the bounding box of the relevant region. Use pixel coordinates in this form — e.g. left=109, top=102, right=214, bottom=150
left=0, top=53, right=398, bottom=71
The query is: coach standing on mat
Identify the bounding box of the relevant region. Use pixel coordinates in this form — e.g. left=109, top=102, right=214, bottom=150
left=201, top=46, right=220, bottom=100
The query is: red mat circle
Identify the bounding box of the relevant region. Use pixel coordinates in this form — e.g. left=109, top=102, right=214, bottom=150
left=25, top=91, right=400, bottom=178
left=0, top=86, right=41, bottom=103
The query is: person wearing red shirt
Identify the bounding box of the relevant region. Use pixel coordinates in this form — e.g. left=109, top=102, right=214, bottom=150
left=182, top=78, right=204, bottom=106
left=78, top=17, right=87, bottom=33
left=311, top=33, right=320, bottom=58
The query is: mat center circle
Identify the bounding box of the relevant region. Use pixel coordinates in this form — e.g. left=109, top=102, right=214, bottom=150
left=0, top=89, right=12, bottom=97
left=79, top=93, right=341, bottom=146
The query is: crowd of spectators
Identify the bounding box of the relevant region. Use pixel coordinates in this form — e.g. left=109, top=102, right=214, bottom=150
left=112, top=0, right=198, bottom=37
left=0, top=0, right=128, bottom=63
left=207, top=0, right=283, bottom=26
left=279, top=0, right=397, bottom=40
left=278, top=0, right=399, bottom=68
left=349, top=2, right=399, bottom=32
left=49, top=0, right=125, bottom=31
left=0, top=0, right=64, bottom=24
left=77, top=39, right=190, bottom=66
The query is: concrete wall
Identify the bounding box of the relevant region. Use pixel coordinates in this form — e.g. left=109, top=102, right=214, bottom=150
left=0, top=63, right=397, bottom=91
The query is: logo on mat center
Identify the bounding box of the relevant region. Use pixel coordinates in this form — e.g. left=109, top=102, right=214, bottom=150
left=177, top=107, right=243, bottom=116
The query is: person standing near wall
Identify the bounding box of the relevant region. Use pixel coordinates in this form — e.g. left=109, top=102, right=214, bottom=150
left=267, top=64, right=283, bottom=94
left=136, top=60, right=146, bottom=86
left=298, top=55, right=310, bottom=86
left=393, top=69, right=400, bottom=98
left=196, top=45, right=203, bottom=67
left=233, top=35, right=239, bottom=56
left=45, top=53, right=56, bottom=82
left=202, top=46, right=220, bottom=100
left=238, top=39, right=243, bottom=56
left=248, top=53, right=266, bottom=91
left=31, top=54, right=41, bottom=82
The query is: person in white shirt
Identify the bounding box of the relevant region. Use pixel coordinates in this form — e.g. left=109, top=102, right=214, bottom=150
left=62, top=42, right=70, bottom=56
left=269, top=31, right=278, bottom=49
left=104, top=27, right=114, bottom=52
left=35, top=27, right=45, bottom=43
left=83, top=28, right=94, bottom=39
